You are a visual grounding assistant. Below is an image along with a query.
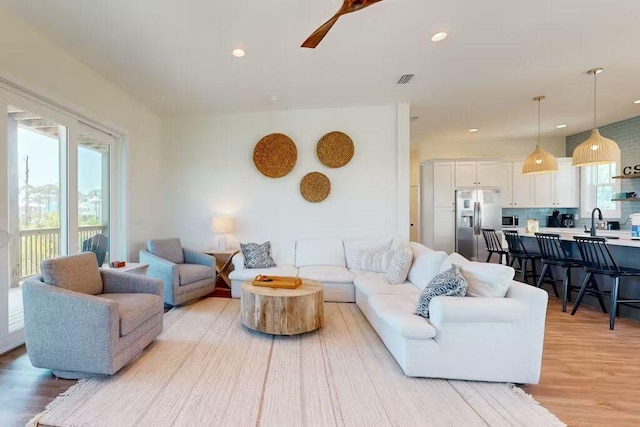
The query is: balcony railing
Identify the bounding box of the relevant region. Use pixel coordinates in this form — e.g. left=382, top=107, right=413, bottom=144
left=18, top=226, right=106, bottom=281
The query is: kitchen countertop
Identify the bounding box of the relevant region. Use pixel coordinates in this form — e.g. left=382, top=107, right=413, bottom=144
left=502, top=227, right=640, bottom=248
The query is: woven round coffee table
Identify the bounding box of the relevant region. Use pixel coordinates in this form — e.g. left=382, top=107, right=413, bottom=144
left=241, top=279, right=324, bottom=335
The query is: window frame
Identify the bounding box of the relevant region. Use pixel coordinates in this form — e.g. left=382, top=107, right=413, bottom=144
left=580, top=161, right=622, bottom=219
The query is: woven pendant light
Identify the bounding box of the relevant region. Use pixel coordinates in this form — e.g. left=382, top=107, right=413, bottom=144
left=523, top=96, right=558, bottom=174
left=572, top=68, right=621, bottom=167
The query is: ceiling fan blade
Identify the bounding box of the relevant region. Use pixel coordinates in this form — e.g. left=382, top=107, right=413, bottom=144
left=301, top=15, right=340, bottom=49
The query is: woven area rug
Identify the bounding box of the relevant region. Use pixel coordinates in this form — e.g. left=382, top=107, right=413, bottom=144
left=29, top=298, right=564, bottom=426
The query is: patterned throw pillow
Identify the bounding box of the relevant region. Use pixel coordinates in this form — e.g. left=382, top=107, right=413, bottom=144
left=386, top=243, right=414, bottom=284
left=360, top=249, right=393, bottom=273
left=240, top=242, right=277, bottom=269
left=416, top=265, right=468, bottom=319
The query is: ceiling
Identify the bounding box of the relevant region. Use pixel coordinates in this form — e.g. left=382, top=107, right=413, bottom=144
left=2, top=0, right=640, bottom=148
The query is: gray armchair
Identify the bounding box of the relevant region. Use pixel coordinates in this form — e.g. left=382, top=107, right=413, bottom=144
left=22, top=252, right=164, bottom=379
left=139, top=238, right=216, bottom=306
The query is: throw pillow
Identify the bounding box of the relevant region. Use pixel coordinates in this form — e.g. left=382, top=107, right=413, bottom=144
left=386, top=243, right=414, bottom=285
left=240, top=242, right=277, bottom=269
left=416, top=265, right=468, bottom=319
left=439, top=252, right=514, bottom=298
left=360, top=249, right=393, bottom=273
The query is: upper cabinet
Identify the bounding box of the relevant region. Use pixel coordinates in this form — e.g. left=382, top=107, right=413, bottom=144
left=455, top=160, right=503, bottom=187
left=511, top=161, right=535, bottom=207
left=433, top=162, right=455, bottom=208
left=529, top=158, right=580, bottom=208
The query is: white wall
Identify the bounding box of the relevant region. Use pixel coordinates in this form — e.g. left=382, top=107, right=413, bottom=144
left=0, top=8, right=164, bottom=259
left=417, top=136, right=566, bottom=162
left=162, top=104, right=410, bottom=249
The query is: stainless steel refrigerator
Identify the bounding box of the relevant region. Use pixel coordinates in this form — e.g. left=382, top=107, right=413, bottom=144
left=455, top=188, right=503, bottom=262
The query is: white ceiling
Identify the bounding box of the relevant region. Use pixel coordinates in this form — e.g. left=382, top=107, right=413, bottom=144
left=2, top=0, right=640, bottom=148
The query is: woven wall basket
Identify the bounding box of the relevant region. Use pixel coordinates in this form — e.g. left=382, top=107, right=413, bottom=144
left=300, top=172, right=331, bottom=203
left=253, top=133, right=298, bottom=178
left=317, top=131, right=354, bottom=168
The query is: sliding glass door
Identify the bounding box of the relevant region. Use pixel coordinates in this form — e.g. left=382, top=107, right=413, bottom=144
left=0, top=89, right=121, bottom=353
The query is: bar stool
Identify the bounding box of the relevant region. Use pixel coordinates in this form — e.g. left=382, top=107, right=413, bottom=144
left=481, top=229, right=508, bottom=264
left=503, top=230, right=541, bottom=285
left=534, top=233, right=583, bottom=312
left=571, top=236, right=640, bottom=330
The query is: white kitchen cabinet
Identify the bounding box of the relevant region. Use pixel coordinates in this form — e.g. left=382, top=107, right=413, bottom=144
left=433, top=161, right=455, bottom=208
left=433, top=207, right=455, bottom=254
left=511, top=162, right=535, bottom=207
left=554, top=158, right=579, bottom=207
left=421, top=161, right=456, bottom=251
left=455, top=160, right=503, bottom=187
left=455, top=161, right=477, bottom=187
left=499, top=163, right=514, bottom=206
left=534, top=173, right=555, bottom=207
left=476, top=161, right=503, bottom=187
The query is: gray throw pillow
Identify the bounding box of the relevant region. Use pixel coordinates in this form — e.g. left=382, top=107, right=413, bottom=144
left=240, top=242, right=277, bottom=269
left=416, top=265, right=468, bottom=319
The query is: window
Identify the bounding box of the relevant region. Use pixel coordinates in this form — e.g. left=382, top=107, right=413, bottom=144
left=580, top=162, right=621, bottom=218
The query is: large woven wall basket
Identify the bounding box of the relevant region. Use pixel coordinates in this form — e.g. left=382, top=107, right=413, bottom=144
left=317, top=131, right=354, bottom=168
left=253, top=133, right=298, bottom=178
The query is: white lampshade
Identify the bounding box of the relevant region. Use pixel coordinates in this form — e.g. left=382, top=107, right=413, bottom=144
left=211, top=217, right=235, bottom=234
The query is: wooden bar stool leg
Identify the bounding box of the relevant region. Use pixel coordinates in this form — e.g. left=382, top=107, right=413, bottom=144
left=610, top=277, right=620, bottom=330
left=589, top=276, right=608, bottom=314
left=547, top=267, right=559, bottom=298
left=520, top=259, right=527, bottom=283
left=536, top=264, right=548, bottom=289
left=571, top=273, right=592, bottom=316
left=531, top=259, right=538, bottom=287
left=486, top=252, right=492, bottom=263
left=562, top=268, right=571, bottom=312
left=567, top=268, right=572, bottom=303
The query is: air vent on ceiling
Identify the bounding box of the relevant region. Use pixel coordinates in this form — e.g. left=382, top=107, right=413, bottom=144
left=410, top=116, right=420, bottom=122
left=397, top=74, right=414, bottom=84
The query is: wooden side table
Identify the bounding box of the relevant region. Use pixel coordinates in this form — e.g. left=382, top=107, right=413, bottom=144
left=204, top=249, right=238, bottom=288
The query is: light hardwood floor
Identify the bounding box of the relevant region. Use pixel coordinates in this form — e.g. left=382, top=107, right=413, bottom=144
left=1, top=297, right=639, bottom=426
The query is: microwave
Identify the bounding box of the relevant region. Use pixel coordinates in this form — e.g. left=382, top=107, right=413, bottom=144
left=502, top=215, right=519, bottom=226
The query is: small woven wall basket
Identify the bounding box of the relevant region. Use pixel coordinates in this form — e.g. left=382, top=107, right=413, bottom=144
left=253, top=133, right=298, bottom=178
left=317, top=131, right=354, bottom=168
left=300, top=172, right=331, bottom=203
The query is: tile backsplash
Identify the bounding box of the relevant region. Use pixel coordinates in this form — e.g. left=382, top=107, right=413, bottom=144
left=502, top=208, right=579, bottom=227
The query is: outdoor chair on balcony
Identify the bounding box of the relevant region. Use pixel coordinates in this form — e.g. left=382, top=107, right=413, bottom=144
left=22, top=252, right=164, bottom=379
left=82, top=233, right=109, bottom=266
left=140, top=238, right=216, bottom=306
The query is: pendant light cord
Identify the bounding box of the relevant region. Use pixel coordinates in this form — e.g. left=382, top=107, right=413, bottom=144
left=593, top=70, right=597, bottom=128
left=538, top=97, right=541, bottom=145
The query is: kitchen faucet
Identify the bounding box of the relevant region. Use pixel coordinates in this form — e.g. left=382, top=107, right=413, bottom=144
left=591, top=207, right=603, bottom=237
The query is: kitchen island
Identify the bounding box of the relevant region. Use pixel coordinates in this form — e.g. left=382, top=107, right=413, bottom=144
left=503, top=227, right=640, bottom=323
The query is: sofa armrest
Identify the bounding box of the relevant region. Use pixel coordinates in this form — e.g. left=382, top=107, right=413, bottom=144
left=101, top=270, right=163, bottom=297
left=231, top=252, right=245, bottom=272
left=139, top=249, right=179, bottom=298
left=429, top=296, right=527, bottom=325
left=22, top=278, right=118, bottom=371
left=183, top=248, right=215, bottom=268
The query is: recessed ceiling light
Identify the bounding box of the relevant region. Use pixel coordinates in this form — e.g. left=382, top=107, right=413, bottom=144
left=634, top=99, right=640, bottom=104
left=468, top=128, right=479, bottom=133
left=431, top=32, right=448, bottom=42
left=556, top=124, right=568, bottom=129
left=232, top=49, right=246, bottom=58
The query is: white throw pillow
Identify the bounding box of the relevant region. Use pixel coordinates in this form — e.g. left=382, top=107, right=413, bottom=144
left=344, top=238, right=393, bottom=270
left=439, top=252, right=514, bottom=298
left=360, top=250, right=393, bottom=273
left=407, top=242, right=448, bottom=291
left=386, top=243, right=413, bottom=285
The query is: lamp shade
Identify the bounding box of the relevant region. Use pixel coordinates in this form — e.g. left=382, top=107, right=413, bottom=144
left=572, top=129, right=621, bottom=167
left=211, top=217, right=235, bottom=234
left=523, top=145, right=558, bottom=174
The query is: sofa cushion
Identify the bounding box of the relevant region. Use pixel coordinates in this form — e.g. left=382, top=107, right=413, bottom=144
left=386, top=243, right=414, bottom=285
left=354, top=272, right=420, bottom=299
left=41, top=252, right=103, bottom=295
left=148, top=238, right=184, bottom=264
left=177, top=264, right=214, bottom=286
left=229, top=265, right=299, bottom=281
left=440, top=252, right=514, bottom=298
left=298, top=266, right=354, bottom=283
left=367, top=294, right=436, bottom=340
left=295, top=239, right=345, bottom=267
left=99, top=293, right=162, bottom=336
left=240, top=242, right=277, bottom=269
left=416, top=265, right=468, bottom=319
left=407, top=243, right=448, bottom=291
left=344, top=238, right=393, bottom=270
left=270, top=241, right=296, bottom=266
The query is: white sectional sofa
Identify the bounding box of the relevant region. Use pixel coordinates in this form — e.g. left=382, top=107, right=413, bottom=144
left=229, top=239, right=548, bottom=384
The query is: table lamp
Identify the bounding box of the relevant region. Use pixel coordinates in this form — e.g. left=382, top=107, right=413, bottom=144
left=211, top=217, right=235, bottom=251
